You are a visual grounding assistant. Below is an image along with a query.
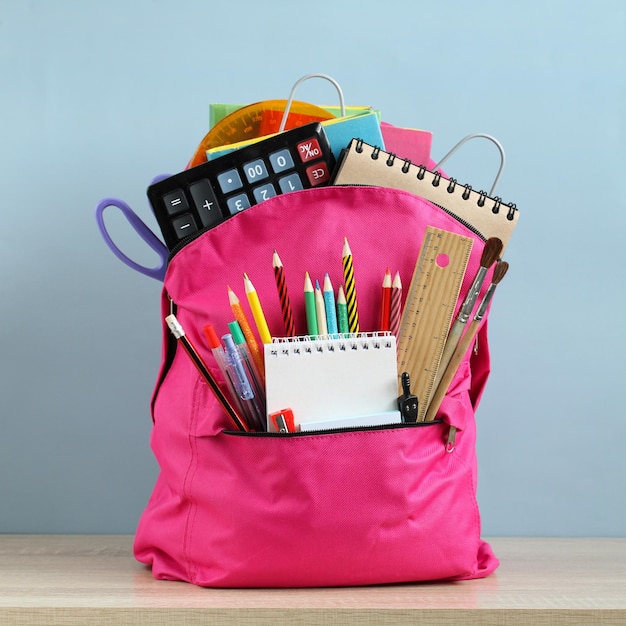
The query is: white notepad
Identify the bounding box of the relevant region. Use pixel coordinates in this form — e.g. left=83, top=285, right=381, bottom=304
left=264, top=333, right=399, bottom=432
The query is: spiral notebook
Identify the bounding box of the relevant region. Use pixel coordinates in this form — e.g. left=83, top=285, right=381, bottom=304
left=332, top=139, right=520, bottom=252
left=264, top=333, right=399, bottom=432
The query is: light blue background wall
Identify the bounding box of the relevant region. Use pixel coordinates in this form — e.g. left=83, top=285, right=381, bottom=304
left=1, top=0, right=624, bottom=536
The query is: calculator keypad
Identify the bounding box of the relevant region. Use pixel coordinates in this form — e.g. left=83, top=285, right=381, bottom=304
left=148, top=122, right=335, bottom=251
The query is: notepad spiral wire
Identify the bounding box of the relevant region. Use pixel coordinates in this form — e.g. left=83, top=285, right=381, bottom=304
left=268, top=331, right=394, bottom=356
left=353, top=138, right=518, bottom=221
left=264, top=332, right=399, bottom=432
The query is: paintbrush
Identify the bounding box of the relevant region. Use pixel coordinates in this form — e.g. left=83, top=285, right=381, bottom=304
left=432, top=237, right=503, bottom=395
left=424, top=260, right=509, bottom=422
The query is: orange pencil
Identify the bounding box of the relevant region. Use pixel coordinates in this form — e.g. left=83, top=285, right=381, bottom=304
left=228, top=286, right=265, bottom=379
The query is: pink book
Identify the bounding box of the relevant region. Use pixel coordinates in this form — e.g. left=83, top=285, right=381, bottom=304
left=381, top=121, right=432, bottom=166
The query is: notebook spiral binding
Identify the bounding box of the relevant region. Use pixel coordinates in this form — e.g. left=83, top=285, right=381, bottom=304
left=269, top=332, right=394, bottom=357
left=354, top=138, right=517, bottom=221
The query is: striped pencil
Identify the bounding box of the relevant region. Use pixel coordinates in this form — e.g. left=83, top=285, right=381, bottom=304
left=389, top=271, right=402, bottom=338
left=342, top=237, right=360, bottom=333
left=272, top=250, right=296, bottom=337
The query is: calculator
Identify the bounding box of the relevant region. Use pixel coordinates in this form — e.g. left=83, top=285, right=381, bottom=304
left=147, top=122, right=335, bottom=251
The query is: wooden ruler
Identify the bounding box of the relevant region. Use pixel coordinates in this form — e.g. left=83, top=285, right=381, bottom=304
left=397, top=226, right=474, bottom=421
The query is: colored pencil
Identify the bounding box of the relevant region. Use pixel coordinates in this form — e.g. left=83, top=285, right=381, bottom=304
left=389, top=271, right=402, bottom=337
left=243, top=273, right=272, bottom=345
left=228, top=285, right=265, bottom=379
left=315, top=280, right=328, bottom=336
left=337, top=285, right=350, bottom=335
left=323, top=273, right=338, bottom=336
left=272, top=250, right=296, bottom=337
left=342, top=237, right=359, bottom=333
left=380, top=267, right=392, bottom=332
left=304, top=272, right=318, bottom=336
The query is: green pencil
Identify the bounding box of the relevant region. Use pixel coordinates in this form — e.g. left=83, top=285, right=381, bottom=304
left=337, top=284, right=350, bottom=336
left=304, top=272, right=318, bottom=336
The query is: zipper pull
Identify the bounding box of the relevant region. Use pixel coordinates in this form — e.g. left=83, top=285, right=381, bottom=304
left=446, top=426, right=457, bottom=453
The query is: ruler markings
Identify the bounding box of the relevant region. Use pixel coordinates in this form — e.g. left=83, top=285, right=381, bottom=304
left=396, top=227, right=474, bottom=421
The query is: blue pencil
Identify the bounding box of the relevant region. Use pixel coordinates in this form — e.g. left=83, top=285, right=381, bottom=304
left=323, top=273, right=339, bottom=336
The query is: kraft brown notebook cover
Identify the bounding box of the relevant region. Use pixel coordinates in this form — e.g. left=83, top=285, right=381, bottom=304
left=332, top=139, right=519, bottom=251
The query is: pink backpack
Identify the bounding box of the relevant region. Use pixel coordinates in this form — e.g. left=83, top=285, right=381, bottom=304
left=133, top=176, right=500, bottom=587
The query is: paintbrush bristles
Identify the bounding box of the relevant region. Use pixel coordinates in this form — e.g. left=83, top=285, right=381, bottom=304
left=481, top=237, right=504, bottom=269
left=474, top=260, right=510, bottom=321
left=492, top=260, right=509, bottom=284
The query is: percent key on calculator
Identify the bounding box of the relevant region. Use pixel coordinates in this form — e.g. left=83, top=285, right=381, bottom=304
left=147, top=122, right=335, bottom=251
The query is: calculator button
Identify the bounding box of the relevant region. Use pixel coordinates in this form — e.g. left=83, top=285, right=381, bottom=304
left=217, top=169, right=243, bottom=194
left=171, top=213, right=198, bottom=239
left=269, top=149, right=294, bottom=173
left=163, top=190, right=188, bottom=215
left=296, top=138, right=323, bottom=163
left=278, top=173, right=304, bottom=194
left=305, top=162, right=331, bottom=186
left=188, top=179, right=222, bottom=228
left=243, top=158, right=269, bottom=184
left=252, top=183, right=277, bottom=203
left=226, top=193, right=251, bottom=214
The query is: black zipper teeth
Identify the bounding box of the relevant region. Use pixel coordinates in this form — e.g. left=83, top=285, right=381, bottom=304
left=167, top=213, right=236, bottom=261
left=166, top=185, right=487, bottom=262
left=329, top=183, right=488, bottom=241
left=222, top=419, right=443, bottom=438
left=434, top=202, right=486, bottom=241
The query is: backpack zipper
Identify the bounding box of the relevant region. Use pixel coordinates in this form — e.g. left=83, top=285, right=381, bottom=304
left=222, top=419, right=443, bottom=438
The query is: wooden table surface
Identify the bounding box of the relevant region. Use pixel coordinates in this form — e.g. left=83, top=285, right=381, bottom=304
left=0, top=536, right=625, bottom=625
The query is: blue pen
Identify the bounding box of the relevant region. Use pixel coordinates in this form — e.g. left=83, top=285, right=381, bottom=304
left=323, top=273, right=339, bottom=336
left=228, top=321, right=265, bottom=400
left=222, top=333, right=265, bottom=431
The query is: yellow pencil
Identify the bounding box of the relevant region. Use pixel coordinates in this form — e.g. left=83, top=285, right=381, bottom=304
left=228, top=286, right=265, bottom=379
left=243, top=273, right=272, bottom=344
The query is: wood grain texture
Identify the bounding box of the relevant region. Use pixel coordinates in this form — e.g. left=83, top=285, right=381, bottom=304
left=0, top=536, right=625, bottom=625
left=396, top=227, right=473, bottom=420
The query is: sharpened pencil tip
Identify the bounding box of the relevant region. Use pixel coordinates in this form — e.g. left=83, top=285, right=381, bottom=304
left=342, top=237, right=352, bottom=258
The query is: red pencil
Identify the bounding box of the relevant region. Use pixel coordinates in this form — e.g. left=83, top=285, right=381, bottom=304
left=380, top=268, right=392, bottom=332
